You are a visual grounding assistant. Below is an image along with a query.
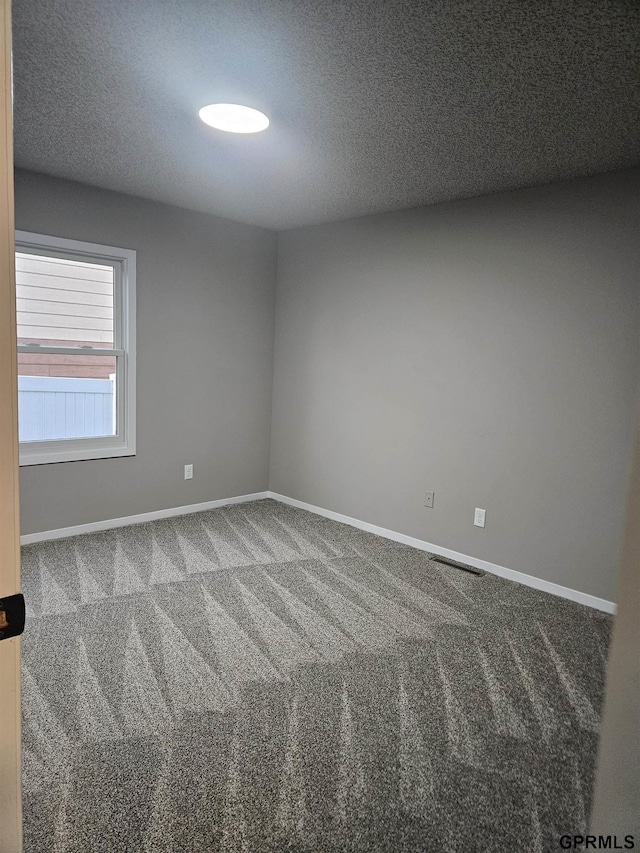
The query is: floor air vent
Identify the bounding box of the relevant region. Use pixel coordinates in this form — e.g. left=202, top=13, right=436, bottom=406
left=432, top=556, right=485, bottom=576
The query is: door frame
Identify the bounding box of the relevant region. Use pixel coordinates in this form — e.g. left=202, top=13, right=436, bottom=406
left=0, top=0, right=23, bottom=848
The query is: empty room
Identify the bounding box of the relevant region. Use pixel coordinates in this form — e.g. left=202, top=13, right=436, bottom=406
left=0, top=0, right=639, bottom=851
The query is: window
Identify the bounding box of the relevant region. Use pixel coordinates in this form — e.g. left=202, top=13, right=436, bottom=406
left=16, top=231, right=136, bottom=465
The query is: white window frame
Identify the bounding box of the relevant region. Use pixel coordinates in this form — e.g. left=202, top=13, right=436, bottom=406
left=16, top=231, right=136, bottom=466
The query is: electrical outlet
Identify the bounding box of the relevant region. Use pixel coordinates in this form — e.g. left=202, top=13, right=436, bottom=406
left=424, top=491, right=435, bottom=508
left=474, top=508, right=486, bottom=528
left=184, top=464, right=193, bottom=480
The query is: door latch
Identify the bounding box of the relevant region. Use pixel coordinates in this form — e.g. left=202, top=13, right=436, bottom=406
left=0, top=594, right=25, bottom=640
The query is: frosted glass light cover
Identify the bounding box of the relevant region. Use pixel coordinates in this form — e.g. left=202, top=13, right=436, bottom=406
left=198, top=103, right=269, bottom=133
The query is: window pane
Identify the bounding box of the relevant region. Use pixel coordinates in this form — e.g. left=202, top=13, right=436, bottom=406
left=16, top=252, right=114, bottom=347
left=17, top=353, right=117, bottom=442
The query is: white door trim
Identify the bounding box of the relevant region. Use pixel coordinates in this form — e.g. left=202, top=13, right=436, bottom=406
left=0, top=0, right=23, bottom=846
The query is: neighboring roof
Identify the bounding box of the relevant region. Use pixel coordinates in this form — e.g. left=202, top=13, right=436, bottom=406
left=12, top=0, right=640, bottom=230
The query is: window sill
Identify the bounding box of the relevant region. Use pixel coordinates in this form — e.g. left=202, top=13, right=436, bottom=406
left=19, top=438, right=135, bottom=466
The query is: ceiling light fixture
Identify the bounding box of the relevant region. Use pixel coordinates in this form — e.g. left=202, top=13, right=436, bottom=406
left=198, top=103, right=269, bottom=134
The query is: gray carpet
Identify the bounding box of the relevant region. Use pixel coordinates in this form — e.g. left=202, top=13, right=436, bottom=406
left=20, top=498, right=611, bottom=852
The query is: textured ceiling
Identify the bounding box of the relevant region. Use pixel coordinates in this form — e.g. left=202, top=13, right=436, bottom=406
left=12, top=0, right=640, bottom=230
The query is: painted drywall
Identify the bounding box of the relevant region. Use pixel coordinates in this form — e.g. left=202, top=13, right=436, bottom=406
left=270, top=169, right=640, bottom=601
left=16, top=169, right=277, bottom=535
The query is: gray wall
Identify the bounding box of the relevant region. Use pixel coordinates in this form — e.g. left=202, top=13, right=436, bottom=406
left=270, top=169, right=640, bottom=601
left=16, top=169, right=277, bottom=535
left=17, top=166, right=640, bottom=602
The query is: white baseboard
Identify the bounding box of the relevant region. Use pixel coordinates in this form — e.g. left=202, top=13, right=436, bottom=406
left=20, top=488, right=617, bottom=615
left=19, top=492, right=270, bottom=545
left=267, top=492, right=617, bottom=615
